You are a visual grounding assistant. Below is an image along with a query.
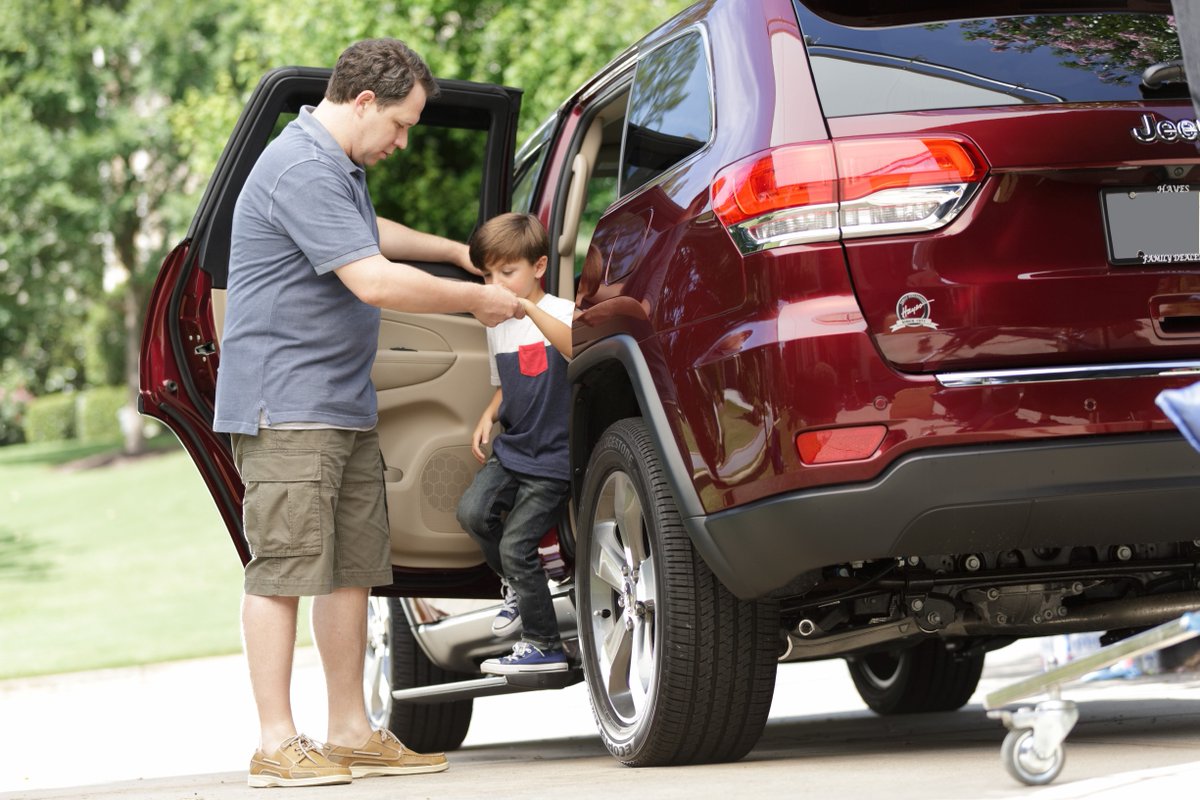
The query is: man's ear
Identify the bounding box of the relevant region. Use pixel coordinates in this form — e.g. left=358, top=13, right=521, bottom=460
left=353, top=90, right=377, bottom=114
left=533, top=255, right=548, bottom=278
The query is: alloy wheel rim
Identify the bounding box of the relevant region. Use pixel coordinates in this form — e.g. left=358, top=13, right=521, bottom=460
left=860, top=651, right=903, bottom=690
left=363, top=596, right=392, bottom=729
left=588, top=469, right=658, bottom=725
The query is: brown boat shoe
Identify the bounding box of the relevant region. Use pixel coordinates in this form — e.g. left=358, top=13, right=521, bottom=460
left=248, top=733, right=352, bottom=788
left=324, top=729, right=449, bottom=778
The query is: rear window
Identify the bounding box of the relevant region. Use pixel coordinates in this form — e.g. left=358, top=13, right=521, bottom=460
left=794, top=5, right=1183, bottom=117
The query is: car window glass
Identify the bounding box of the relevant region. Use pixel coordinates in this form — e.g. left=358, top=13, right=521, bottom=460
left=262, top=112, right=487, bottom=245
left=794, top=5, right=1184, bottom=117
left=512, top=115, right=556, bottom=214
left=577, top=174, right=618, bottom=280
left=621, top=31, right=712, bottom=196
left=369, top=125, right=488, bottom=244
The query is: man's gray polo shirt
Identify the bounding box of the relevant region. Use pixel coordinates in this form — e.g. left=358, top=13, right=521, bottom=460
left=214, top=107, right=382, bottom=435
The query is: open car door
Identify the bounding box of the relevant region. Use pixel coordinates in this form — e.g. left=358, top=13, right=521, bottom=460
left=140, top=66, right=521, bottom=595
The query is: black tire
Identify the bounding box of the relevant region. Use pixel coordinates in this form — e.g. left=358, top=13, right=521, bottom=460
left=846, top=639, right=984, bottom=715
left=364, top=596, right=473, bottom=752
left=576, top=418, right=779, bottom=766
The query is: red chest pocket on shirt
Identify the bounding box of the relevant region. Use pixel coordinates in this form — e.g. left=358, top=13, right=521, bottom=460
left=518, top=343, right=548, bottom=377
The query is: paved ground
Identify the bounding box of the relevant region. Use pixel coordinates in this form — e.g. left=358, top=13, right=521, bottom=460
left=3, top=639, right=1200, bottom=799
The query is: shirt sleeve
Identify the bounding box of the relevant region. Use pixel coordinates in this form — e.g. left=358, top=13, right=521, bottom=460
left=269, top=159, right=380, bottom=275
left=487, top=326, right=501, bottom=387
left=550, top=297, right=576, bottom=327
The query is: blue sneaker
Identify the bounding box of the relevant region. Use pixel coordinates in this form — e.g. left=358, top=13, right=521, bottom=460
left=481, top=641, right=568, bottom=675
left=491, top=579, right=522, bottom=638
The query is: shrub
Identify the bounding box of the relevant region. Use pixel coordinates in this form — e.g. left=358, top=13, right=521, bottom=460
left=24, top=393, right=76, bottom=443
left=77, top=385, right=129, bottom=442
left=0, top=385, right=31, bottom=446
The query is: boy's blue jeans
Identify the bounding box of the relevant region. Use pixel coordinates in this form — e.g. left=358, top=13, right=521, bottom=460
left=456, top=455, right=570, bottom=651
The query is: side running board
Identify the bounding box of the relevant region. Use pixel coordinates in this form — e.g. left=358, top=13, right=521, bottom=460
left=390, top=668, right=583, bottom=704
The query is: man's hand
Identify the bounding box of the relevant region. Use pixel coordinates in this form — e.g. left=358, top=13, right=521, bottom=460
left=453, top=242, right=483, bottom=277
left=472, top=284, right=524, bottom=326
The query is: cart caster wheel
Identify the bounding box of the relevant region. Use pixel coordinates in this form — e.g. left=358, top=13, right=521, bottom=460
left=1002, top=728, right=1064, bottom=786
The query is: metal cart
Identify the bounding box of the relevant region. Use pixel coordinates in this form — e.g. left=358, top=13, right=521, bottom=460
left=983, top=611, right=1200, bottom=785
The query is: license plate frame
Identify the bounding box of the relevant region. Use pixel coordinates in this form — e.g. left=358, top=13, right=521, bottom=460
left=1100, top=186, right=1200, bottom=266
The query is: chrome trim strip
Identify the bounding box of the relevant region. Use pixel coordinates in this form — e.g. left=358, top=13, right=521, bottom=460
left=937, top=361, right=1200, bottom=387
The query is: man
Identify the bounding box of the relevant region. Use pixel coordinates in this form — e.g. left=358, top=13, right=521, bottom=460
left=213, top=38, right=521, bottom=788
left=1174, top=0, right=1200, bottom=119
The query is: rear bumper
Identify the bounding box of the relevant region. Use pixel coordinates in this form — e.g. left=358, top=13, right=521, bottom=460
left=697, top=432, right=1200, bottom=599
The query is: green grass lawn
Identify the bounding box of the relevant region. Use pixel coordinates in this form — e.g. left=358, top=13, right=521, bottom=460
left=0, top=437, right=311, bottom=679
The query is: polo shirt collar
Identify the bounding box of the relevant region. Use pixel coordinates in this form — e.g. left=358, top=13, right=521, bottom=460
left=297, top=105, right=363, bottom=177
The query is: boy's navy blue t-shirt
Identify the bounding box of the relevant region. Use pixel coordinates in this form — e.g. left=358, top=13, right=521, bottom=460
left=487, top=294, right=574, bottom=481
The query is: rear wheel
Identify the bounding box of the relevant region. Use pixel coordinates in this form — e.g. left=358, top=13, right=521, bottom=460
left=846, top=639, right=984, bottom=715
left=576, top=418, right=779, bottom=766
left=364, top=596, right=474, bottom=752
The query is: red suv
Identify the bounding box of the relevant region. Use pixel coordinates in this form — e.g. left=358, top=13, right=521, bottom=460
left=142, top=0, right=1200, bottom=769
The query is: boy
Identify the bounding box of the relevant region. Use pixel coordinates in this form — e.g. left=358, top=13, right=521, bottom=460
left=456, top=213, right=575, bottom=674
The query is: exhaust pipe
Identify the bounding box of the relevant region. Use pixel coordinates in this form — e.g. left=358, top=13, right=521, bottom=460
left=779, top=592, right=1200, bottom=662
left=949, top=591, right=1200, bottom=637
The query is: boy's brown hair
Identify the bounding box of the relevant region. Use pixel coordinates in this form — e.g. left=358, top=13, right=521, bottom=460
left=326, top=38, right=439, bottom=107
left=468, top=213, right=549, bottom=271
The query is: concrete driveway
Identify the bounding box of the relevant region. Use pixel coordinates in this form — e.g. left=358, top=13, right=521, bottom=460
left=4, top=640, right=1200, bottom=799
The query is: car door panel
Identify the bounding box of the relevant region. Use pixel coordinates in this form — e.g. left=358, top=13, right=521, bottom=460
left=375, top=309, right=492, bottom=569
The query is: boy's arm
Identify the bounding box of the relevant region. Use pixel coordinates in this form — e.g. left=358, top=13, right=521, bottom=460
left=519, top=297, right=573, bottom=359
left=471, top=387, right=504, bottom=464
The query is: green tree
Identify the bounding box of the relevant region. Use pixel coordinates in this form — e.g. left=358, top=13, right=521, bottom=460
left=174, top=0, right=693, bottom=188
left=1, top=0, right=689, bottom=449
left=0, top=0, right=260, bottom=451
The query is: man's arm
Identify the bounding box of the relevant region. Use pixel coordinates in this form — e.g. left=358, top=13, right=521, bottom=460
left=519, top=297, right=573, bottom=359
left=377, top=217, right=480, bottom=276
left=335, top=254, right=520, bottom=326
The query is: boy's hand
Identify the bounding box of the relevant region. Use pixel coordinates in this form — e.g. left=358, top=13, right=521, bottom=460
left=470, top=413, right=493, bottom=464
left=472, top=284, right=523, bottom=326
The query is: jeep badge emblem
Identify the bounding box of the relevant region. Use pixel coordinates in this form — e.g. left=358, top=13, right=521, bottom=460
left=1131, top=113, right=1200, bottom=144
left=890, top=292, right=938, bottom=332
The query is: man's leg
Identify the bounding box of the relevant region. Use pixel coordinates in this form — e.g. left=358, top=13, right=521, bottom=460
left=312, top=586, right=375, bottom=747
left=242, top=592, right=301, bottom=753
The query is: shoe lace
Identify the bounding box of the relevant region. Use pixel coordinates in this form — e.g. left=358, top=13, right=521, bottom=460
left=509, top=640, right=539, bottom=659
left=376, top=729, right=403, bottom=748
left=500, top=580, right=519, bottom=613
left=281, top=734, right=321, bottom=764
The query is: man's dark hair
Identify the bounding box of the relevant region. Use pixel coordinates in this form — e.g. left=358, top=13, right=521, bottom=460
left=326, top=38, right=439, bottom=107
left=469, top=213, right=550, bottom=271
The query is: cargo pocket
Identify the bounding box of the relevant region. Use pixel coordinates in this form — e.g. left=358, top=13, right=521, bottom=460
left=240, top=451, right=323, bottom=558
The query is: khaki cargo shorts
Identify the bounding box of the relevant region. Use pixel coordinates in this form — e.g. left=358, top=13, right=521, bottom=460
left=231, top=428, right=392, bottom=596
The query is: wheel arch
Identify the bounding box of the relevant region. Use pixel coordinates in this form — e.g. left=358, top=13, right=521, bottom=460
left=569, top=334, right=745, bottom=595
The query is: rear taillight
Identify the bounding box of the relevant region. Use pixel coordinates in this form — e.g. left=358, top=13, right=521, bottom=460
left=711, top=136, right=988, bottom=253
